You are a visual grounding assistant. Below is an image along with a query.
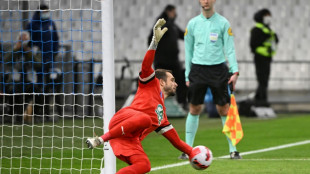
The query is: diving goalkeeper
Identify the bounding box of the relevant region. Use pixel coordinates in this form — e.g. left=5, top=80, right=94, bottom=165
left=86, top=19, right=195, bottom=174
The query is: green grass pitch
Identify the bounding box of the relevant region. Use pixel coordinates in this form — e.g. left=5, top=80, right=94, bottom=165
left=1, top=114, right=310, bottom=174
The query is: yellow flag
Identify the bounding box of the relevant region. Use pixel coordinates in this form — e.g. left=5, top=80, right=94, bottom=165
left=222, top=94, right=243, bottom=146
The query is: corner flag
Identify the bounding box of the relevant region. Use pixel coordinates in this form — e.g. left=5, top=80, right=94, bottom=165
left=222, top=94, right=243, bottom=146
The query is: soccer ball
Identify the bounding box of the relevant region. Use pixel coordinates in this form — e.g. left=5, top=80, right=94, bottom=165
left=189, top=145, right=213, bottom=170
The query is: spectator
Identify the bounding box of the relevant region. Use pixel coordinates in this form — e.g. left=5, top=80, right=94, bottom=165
left=148, top=5, right=188, bottom=110
left=250, top=9, right=279, bottom=106
left=0, top=35, right=2, bottom=59
left=27, top=4, right=59, bottom=119
left=0, top=35, right=3, bottom=93
left=204, top=88, right=219, bottom=118
left=3, top=32, right=42, bottom=123
left=0, top=36, right=3, bottom=122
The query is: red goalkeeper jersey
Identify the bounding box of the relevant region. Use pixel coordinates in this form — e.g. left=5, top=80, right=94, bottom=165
left=109, top=49, right=192, bottom=157
left=126, top=50, right=170, bottom=140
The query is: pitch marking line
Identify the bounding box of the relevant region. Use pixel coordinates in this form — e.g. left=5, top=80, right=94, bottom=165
left=217, top=139, right=310, bottom=159
left=217, top=158, right=310, bottom=161
left=151, top=140, right=310, bottom=171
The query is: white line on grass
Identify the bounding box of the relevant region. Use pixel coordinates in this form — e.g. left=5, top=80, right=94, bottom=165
left=216, top=158, right=310, bottom=161
left=151, top=161, right=190, bottom=171
left=217, top=140, right=310, bottom=159
left=151, top=140, right=310, bottom=171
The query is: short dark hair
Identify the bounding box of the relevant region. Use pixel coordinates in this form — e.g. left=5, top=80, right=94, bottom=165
left=38, top=4, right=49, bottom=10
left=164, top=4, right=175, bottom=12
left=155, top=69, right=172, bottom=81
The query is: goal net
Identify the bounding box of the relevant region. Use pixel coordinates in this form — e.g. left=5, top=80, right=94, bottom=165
left=0, top=0, right=112, bottom=173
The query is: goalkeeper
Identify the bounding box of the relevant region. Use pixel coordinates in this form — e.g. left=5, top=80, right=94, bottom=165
left=86, top=19, right=196, bottom=174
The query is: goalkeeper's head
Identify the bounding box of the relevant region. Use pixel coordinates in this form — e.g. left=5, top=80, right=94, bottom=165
left=155, top=69, right=177, bottom=98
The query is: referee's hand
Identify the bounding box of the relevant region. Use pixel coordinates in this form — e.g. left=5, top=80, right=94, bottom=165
left=228, top=73, right=238, bottom=92
left=186, top=81, right=190, bottom=87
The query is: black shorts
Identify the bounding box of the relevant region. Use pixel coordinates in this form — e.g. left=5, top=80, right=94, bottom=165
left=188, top=63, right=230, bottom=106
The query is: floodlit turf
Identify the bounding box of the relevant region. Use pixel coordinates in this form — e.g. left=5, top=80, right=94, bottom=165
left=143, top=114, right=310, bottom=174
left=149, top=155, right=310, bottom=174
left=117, top=114, right=310, bottom=173
left=1, top=114, right=310, bottom=174
left=1, top=118, right=105, bottom=174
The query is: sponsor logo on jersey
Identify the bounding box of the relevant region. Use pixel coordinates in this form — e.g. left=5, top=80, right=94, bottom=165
left=155, top=104, right=164, bottom=125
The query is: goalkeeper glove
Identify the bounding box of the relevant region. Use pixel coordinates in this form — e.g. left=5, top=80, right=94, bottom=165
left=153, top=18, right=168, bottom=44
left=149, top=18, right=168, bottom=49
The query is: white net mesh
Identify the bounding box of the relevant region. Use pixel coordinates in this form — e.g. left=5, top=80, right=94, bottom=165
left=0, top=0, right=104, bottom=173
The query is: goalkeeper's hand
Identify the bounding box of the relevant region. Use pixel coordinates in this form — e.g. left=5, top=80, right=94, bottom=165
left=153, top=18, right=168, bottom=45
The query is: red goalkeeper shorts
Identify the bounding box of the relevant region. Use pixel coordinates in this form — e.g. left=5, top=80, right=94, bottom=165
left=109, top=108, right=146, bottom=157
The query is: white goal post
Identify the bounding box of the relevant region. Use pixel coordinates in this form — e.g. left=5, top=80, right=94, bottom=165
left=101, top=0, right=116, bottom=173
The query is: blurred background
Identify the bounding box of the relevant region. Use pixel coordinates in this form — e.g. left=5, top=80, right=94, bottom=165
left=0, top=0, right=309, bottom=173
left=0, top=0, right=309, bottom=119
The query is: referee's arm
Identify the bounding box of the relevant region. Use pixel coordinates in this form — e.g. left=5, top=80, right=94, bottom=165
left=223, top=22, right=239, bottom=90
left=223, top=22, right=238, bottom=74
left=184, top=24, right=194, bottom=83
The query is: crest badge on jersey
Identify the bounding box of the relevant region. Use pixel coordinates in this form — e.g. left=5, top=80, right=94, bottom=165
left=228, top=27, right=234, bottom=36
left=155, top=104, right=164, bottom=125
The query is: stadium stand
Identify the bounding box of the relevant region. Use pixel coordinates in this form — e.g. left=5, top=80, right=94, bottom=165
left=0, top=1, right=309, bottom=173
left=111, top=0, right=310, bottom=112
left=0, top=0, right=309, bottom=114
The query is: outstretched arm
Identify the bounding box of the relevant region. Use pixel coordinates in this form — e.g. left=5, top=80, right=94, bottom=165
left=157, top=125, right=192, bottom=155
left=139, top=19, right=168, bottom=82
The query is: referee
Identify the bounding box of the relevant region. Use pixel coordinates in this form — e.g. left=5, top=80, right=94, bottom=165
left=180, top=0, right=241, bottom=159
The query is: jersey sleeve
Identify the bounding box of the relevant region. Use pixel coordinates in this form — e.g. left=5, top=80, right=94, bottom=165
left=139, top=50, right=156, bottom=84
left=154, top=115, right=171, bottom=134
left=155, top=123, right=173, bottom=135
left=223, top=22, right=238, bottom=73
left=161, top=127, right=192, bottom=155
left=184, top=21, right=194, bottom=82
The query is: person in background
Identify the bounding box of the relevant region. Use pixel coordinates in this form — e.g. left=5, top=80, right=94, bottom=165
left=26, top=4, right=59, bottom=120
left=180, top=0, right=241, bottom=159
left=0, top=36, right=3, bottom=122
left=3, top=32, right=42, bottom=123
left=0, top=35, right=3, bottom=93
left=148, top=4, right=188, bottom=110
left=204, top=88, right=220, bottom=118
left=250, top=9, right=279, bottom=107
